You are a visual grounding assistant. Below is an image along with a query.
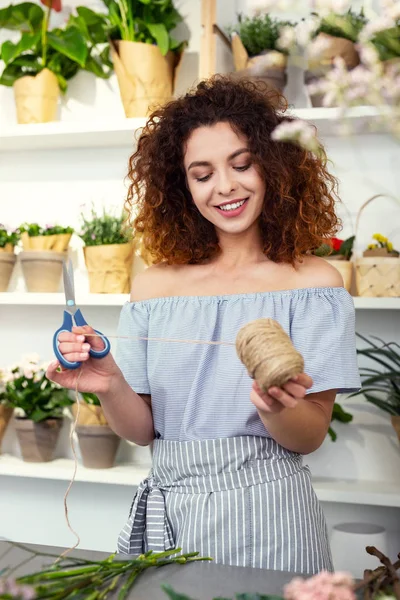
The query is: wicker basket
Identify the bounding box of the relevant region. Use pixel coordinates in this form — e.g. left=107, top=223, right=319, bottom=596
left=354, top=195, right=400, bottom=298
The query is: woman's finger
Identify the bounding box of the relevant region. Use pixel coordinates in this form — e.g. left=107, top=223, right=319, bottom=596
left=282, top=381, right=306, bottom=399
left=72, top=325, right=105, bottom=352
left=268, top=386, right=298, bottom=408
left=292, top=373, right=313, bottom=389
left=58, top=342, right=91, bottom=355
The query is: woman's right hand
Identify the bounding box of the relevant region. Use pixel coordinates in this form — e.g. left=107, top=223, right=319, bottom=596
left=46, top=325, right=121, bottom=395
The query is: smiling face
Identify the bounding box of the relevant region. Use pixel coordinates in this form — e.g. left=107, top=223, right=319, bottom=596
left=184, top=122, right=266, bottom=239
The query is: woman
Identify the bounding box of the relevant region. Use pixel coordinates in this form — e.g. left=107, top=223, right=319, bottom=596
left=47, top=76, right=361, bottom=574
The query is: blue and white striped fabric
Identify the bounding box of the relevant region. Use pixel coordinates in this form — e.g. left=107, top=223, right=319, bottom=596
left=115, top=287, right=361, bottom=441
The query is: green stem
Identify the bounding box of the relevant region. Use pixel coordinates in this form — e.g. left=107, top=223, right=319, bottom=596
left=41, top=0, right=53, bottom=67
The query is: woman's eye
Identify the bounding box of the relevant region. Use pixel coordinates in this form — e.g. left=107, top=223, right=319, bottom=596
left=196, top=173, right=212, bottom=182
left=234, top=164, right=251, bottom=172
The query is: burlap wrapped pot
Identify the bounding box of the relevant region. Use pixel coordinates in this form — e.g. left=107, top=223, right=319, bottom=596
left=83, top=243, right=134, bottom=294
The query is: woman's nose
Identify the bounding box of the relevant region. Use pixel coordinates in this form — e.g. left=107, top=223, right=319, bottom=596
left=216, top=171, right=238, bottom=196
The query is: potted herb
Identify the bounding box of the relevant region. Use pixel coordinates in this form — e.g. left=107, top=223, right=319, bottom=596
left=229, top=13, right=293, bottom=94
left=99, top=0, right=186, bottom=117
left=72, top=393, right=121, bottom=469
left=356, top=233, right=400, bottom=297
left=313, top=235, right=355, bottom=291
left=2, top=353, right=73, bottom=462
left=0, top=224, right=20, bottom=292
left=305, top=8, right=367, bottom=106
left=0, top=1, right=111, bottom=124
left=349, top=333, right=400, bottom=444
left=79, top=206, right=133, bottom=293
left=18, top=222, right=74, bottom=292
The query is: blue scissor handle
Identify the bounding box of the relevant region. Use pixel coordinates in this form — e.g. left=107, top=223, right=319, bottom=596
left=53, top=309, right=111, bottom=370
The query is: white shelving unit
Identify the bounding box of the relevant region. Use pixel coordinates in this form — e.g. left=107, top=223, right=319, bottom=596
left=1, top=454, right=399, bottom=507
left=1, top=292, right=399, bottom=309
left=0, top=106, right=389, bottom=152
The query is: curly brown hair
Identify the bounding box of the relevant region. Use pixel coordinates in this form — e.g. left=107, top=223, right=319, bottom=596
left=126, top=75, right=341, bottom=265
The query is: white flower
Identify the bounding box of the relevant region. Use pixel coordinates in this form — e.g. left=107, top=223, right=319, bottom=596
left=271, top=119, right=321, bottom=154
left=277, top=26, right=297, bottom=51
left=359, top=16, right=397, bottom=42
left=307, top=34, right=332, bottom=59
left=314, top=0, right=351, bottom=15
left=295, top=17, right=320, bottom=48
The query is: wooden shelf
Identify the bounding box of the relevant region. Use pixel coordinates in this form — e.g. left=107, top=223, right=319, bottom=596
left=1, top=292, right=399, bottom=309
left=0, top=106, right=389, bottom=152
left=1, top=454, right=399, bottom=507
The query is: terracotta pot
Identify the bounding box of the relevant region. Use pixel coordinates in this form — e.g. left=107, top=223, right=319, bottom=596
left=0, top=252, right=17, bottom=292
left=14, top=418, right=62, bottom=462
left=0, top=405, right=13, bottom=452
left=13, top=68, right=59, bottom=124
left=391, top=415, right=400, bottom=443
left=76, top=425, right=120, bottom=469
left=83, top=243, right=134, bottom=294
left=19, top=250, right=65, bottom=292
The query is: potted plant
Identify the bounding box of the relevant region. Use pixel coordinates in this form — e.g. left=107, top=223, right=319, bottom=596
left=349, top=333, right=400, bottom=444
left=2, top=353, right=73, bottom=462
left=79, top=206, right=134, bottom=294
left=0, top=375, right=13, bottom=453
left=72, top=393, right=121, bottom=469
left=356, top=233, right=400, bottom=297
left=370, top=18, right=400, bottom=73
left=229, top=13, right=293, bottom=94
left=313, top=235, right=355, bottom=291
left=0, top=1, right=112, bottom=124
left=99, top=0, right=186, bottom=117
left=18, top=222, right=74, bottom=292
left=305, top=8, right=367, bottom=106
left=0, top=224, right=20, bottom=292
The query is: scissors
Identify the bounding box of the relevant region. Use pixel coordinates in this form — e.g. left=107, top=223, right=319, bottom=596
left=53, top=259, right=111, bottom=370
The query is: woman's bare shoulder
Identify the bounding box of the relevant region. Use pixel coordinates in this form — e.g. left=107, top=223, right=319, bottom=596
left=130, top=263, right=184, bottom=302
left=294, top=255, right=344, bottom=288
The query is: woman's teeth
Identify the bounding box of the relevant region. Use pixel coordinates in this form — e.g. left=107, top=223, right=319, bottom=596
left=218, top=199, right=246, bottom=212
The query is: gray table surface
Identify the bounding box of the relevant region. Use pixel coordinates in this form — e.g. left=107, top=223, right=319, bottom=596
left=0, top=541, right=299, bottom=599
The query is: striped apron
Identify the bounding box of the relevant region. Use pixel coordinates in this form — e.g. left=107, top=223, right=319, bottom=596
left=117, top=436, right=333, bottom=574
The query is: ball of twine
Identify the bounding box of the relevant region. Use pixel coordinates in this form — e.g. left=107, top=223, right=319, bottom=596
left=236, top=318, right=304, bottom=392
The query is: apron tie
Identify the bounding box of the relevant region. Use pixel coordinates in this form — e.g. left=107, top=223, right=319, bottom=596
left=127, top=475, right=175, bottom=553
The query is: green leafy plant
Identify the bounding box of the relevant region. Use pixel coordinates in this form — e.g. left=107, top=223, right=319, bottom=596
left=371, top=20, right=400, bottom=61
left=313, top=8, right=368, bottom=43
left=18, top=222, right=74, bottom=236
left=101, top=0, right=185, bottom=56
left=79, top=206, right=132, bottom=246
left=313, top=235, right=355, bottom=260
left=0, top=2, right=111, bottom=92
left=365, top=233, right=399, bottom=256
left=229, top=13, right=293, bottom=57
left=0, top=353, right=73, bottom=422
left=0, top=224, right=20, bottom=248
left=349, top=333, right=400, bottom=417
left=81, top=391, right=101, bottom=406
left=328, top=402, right=353, bottom=441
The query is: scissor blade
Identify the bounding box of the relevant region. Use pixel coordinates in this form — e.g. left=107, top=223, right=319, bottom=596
left=63, top=259, right=76, bottom=305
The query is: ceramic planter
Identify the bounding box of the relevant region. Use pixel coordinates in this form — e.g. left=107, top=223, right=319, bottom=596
left=392, top=415, right=400, bottom=444
left=0, top=250, right=17, bottom=292
left=13, top=68, right=59, bottom=124
left=0, top=405, right=13, bottom=452
left=19, top=250, right=65, bottom=292
left=110, top=40, right=183, bottom=118
left=83, top=243, right=134, bottom=293
left=14, top=418, right=63, bottom=462
left=323, top=256, right=353, bottom=292
left=76, top=425, right=121, bottom=469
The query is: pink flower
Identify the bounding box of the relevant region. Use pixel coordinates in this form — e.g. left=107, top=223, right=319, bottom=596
left=284, top=570, right=355, bottom=600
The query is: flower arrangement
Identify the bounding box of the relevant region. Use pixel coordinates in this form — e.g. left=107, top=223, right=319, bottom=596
left=0, top=353, right=73, bottom=422
left=18, top=222, right=73, bottom=252
left=18, top=223, right=74, bottom=238
left=313, top=235, right=355, bottom=260
left=0, top=224, right=20, bottom=251
left=313, top=8, right=368, bottom=44
left=78, top=206, right=131, bottom=247
left=364, top=233, right=399, bottom=256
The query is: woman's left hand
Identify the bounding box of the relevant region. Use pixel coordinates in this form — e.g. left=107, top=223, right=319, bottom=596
left=250, top=373, right=313, bottom=414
